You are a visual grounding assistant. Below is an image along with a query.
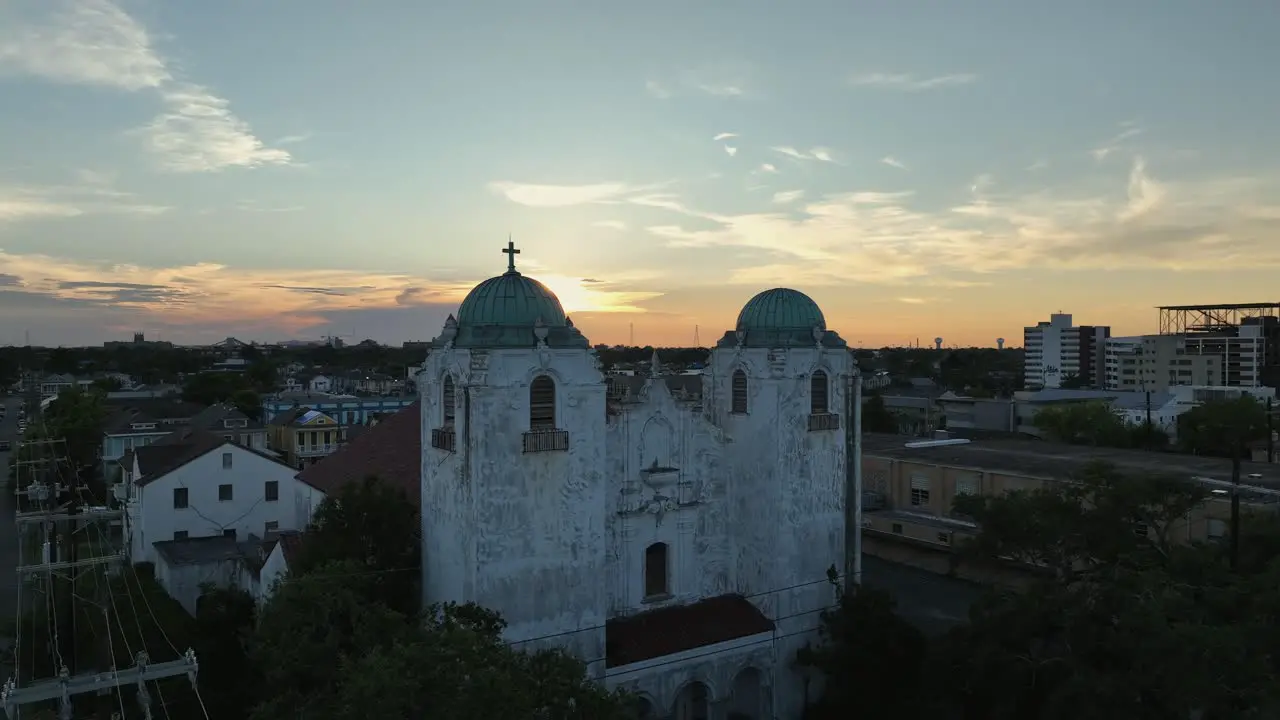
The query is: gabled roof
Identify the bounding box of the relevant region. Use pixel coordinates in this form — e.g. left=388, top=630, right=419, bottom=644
left=133, top=428, right=297, bottom=486
left=295, top=401, right=421, bottom=504
left=604, top=594, right=775, bottom=667
left=188, top=403, right=263, bottom=431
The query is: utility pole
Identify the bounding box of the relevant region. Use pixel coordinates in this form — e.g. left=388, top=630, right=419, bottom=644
left=843, top=361, right=864, bottom=596
left=1229, top=443, right=1241, bottom=571
left=1144, top=390, right=1153, bottom=450
left=1268, top=397, right=1275, bottom=464
left=6, top=438, right=201, bottom=720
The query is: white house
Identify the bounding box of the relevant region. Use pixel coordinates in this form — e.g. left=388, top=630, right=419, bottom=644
left=255, top=530, right=304, bottom=606
left=308, top=375, right=333, bottom=393
left=121, top=429, right=326, bottom=613
left=419, top=250, right=851, bottom=720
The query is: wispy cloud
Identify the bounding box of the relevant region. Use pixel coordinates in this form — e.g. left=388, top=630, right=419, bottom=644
left=881, top=156, right=908, bottom=170
left=713, top=132, right=737, bottom=142
left=897, top=297, right=928, bottom=304
left=724, top=145, right=738, bottom=157
left=647, top=64, right=751, bottom=99
left=1091, top=122, right=1143, bottom=162
left=771, top=190, right=805, bottom=204
left=644, top=80, right=670, bottom=99
left=487, top=181, right=640, bottom=208
left=0, top=0, right=292, bottom=173
left=849, top=72, right=978, bottom=91
left=0, top=178, right=169, bottom=222
left=0, top=249, right=661, bottom=334
left=236, top=200, right=304, bottom=213
left=641, top=157, right=1280, bottom=285
left=758, top=163, right=778, bottom=174
left=593, top=220, right=628, bottom=231
left=771, top=146, right=837, bottom=163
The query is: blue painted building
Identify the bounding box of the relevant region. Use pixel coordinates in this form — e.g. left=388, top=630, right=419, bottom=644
left=261, top=392, right=416, bottom=427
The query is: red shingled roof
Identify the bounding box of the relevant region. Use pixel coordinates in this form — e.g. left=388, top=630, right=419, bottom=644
left=604, top=594, right=775, bottom=668
left=296, top=401, right=421, bottom=504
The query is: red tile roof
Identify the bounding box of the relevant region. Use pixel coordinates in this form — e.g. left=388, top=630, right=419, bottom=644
left=604, top=594, right=775, bottom=668
left=295, top=401, right=421, bottom=504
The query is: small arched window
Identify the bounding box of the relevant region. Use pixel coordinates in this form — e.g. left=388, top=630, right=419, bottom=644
left=530, top=375, right=556, bottom=430
left=644, top=542, right=669, bottom=597
left=731, top=369, right=748, bottom=414
left=811, top=370, right=829, bottom=414
left=441, top=375, right=456, bottom=427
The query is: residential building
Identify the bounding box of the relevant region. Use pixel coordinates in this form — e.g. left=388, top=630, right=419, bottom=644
left=119, top=429, right=326, bottom=613
left=1107, top=334, right=1223, bottom=391
left=267, top=407, right=347, bottom=469
left=935, top=392, right=1016, bottom=434
left=260, top=391, right=415, bottom=427
left=308, top=375, right=333, bottom=393
left=1158, top=303, right=1279, bottom=388
left=858, top=434, right=1280, bottom=578
left=101, top=399, right=207, bottom=480
left=256, top=531, right=305, bottom=605
left=1022, top=313, right=1110, bottom=389
left=187, top=403, right=268, bottom=452
left=418, top=257, right=851, bottom=717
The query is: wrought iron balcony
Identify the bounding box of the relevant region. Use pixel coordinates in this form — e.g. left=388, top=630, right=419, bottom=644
left=431, top=427, right=456, bottom=452
left=522, top=429, right=569, bottom=453
left=807, top=412, right=841, bottom=432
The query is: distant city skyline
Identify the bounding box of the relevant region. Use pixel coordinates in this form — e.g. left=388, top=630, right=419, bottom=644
left=3, top=1, right=1280, bottom=347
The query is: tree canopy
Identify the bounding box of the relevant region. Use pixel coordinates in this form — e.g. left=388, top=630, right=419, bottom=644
left=861, top=393, right=899, bottom=433
left=1179, top=395, right=1271, bottom=459
left=1031, top=400, right=1168, bottom=449
left=802, top=461, right=1280, bottom=719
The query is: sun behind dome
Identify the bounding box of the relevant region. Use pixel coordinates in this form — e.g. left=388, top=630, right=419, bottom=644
left=438, top=241, right=588, bottom=349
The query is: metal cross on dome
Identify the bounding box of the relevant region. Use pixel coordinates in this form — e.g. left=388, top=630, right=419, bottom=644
left=502, top=237, right=521, bottom=272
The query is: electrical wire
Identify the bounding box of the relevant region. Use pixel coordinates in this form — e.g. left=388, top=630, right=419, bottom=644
left=100, top=608, right=127, bottom=720
left=79, top=487, right=172, bottom=720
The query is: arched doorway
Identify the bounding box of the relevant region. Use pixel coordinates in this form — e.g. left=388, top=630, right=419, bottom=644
left=673, top=680, right=710, bottom=720
left=728, top=667, right=762, bottom=720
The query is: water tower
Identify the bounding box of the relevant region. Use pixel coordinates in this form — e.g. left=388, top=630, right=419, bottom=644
left=934, top=337, right=943, bottom=350
left=997, top=337, right=1005, bottom=350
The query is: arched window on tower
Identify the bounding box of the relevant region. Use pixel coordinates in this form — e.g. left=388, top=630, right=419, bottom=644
left=731, top=369, right=748, bottom=414
left=644, top=542, right=669, bottom=598
left=811, top=370, right=829, bottom=414
left=530, top=375, right=557, bottom=430
left=441, top=375, right=456, bottom=427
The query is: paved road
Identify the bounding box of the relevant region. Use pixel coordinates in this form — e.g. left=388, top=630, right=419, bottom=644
left=0, top=397, right=20, bottom=622
left=861, top=554, right=985, bottom=635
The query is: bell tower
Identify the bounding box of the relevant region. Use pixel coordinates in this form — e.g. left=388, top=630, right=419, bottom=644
left=419, top=242, right=608, bottom=665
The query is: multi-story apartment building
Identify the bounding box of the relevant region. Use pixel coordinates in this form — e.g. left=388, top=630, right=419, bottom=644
left=1105, top=331, right=1264, bottom=391
left=1023, top=313, right=1110, bottom=389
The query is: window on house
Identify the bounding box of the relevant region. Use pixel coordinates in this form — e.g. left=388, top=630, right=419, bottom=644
left=221, top=452, right=233, bottom=469
left=644, top=542, right=669, bottom=598
left=173, top=531, right=188, bottom=541
left=731, top=369, right=748, bottom=414
left=223, top=529, right=236, bottom=538
left=910, top=474, right=931, bottom=507
left=265, top=521, right=279, bottom=533
left=530, top=375, right=556, bottom=430
left=442, top=375, right=456, bottom=427
left=810, top=370, right=829, bottom=414
left=218, top=484, right=233, bottom=501
left=173, top=488, right=188, bottom=509
left=265, top=481, right=279, bottom=502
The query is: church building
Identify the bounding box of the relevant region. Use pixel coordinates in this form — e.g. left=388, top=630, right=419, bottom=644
left=419, top=243, right=853, bottom=719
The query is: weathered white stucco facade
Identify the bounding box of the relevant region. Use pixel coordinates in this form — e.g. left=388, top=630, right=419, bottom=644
left=420, top=256, right=850, bottom=720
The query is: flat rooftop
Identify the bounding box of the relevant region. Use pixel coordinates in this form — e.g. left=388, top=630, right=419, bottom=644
left=863, top=433, right=1280, bottom=494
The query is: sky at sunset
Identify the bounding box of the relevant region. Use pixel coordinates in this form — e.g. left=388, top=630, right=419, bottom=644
left=2, top=0, right=1279, bottom=348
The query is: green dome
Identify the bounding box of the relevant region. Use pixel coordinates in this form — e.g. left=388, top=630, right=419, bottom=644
left=736, top=288, right=826, bottom=331
left=716, top=287, right=847, bottom=349
left=457, top=271, right=567, bottom=329
left=445, top=268, right=589, bottom=349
